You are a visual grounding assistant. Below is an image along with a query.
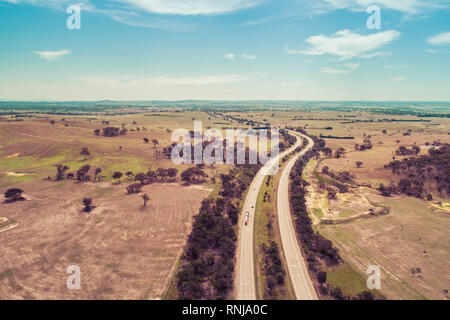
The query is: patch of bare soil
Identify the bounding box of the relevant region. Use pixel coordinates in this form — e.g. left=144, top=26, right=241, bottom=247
left=0, top=180, right=210, bottom=299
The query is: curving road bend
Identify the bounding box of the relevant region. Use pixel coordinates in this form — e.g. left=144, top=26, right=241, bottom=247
left=277, top=131, right=318, bottom=300
left=235, top=131, right=305, bottom=300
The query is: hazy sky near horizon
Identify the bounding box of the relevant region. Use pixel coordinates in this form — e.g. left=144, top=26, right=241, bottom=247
left=0, top=0, right=449, bottom=101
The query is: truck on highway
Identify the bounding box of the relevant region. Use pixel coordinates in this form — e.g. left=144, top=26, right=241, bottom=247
left=245, top=211, right=250, bottom=226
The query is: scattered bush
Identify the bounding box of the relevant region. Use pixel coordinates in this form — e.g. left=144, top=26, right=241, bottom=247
left=4, top=188, right=24, bottom=202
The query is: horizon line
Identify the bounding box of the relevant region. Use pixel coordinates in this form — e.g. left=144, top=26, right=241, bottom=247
left=1, top=99, right=449, bottom=104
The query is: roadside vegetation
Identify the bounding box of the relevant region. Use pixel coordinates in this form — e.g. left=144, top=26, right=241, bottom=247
left=255, top=175, right=293, bottom=299
left=175, top=163, right=260, bottom=300
left=288, top=128, right=382, bottom=300
left=174, top=131, right=294, bottom=300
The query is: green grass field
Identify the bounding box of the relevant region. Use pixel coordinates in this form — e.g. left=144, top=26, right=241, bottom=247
left=325, top=262, right=384, bottom=299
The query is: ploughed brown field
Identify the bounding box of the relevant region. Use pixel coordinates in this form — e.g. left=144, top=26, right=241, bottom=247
left=0, top=180, right=210, bottom=299
left=1, top=108, right=449, bottom=300
left=0, top=112, right=221, bottom=299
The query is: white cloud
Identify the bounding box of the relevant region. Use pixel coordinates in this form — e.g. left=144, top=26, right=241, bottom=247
left=2, top=0, right=261, bottom=15
left=320, top=63, right=359, bottom=74
left=384, top=65, right=407, bottom=69
left=33, top=49, right=71, bottom=61
left=1, top=0, right=92, bottom=10
left=224, top=53, right=256, bottom=60
left=1, top=0, right=261, bottom=30
left=240, top=0, right=449, bottom=28
left=427, top=31, right=450, bottom=46
left=75, top=73, right=259, bottom=86
left=343, top=63, right=360, bottom=70
left=241, top=53, right=256, bottom=60
left=111, top=0, right=261, bottom=15
left=320, top=67, right=350, bottom=74
left=391, top=76, right=406, bottom=81
left=3, top=0, right=448, bottom=32
left=360, top=51, right=392, bottom=58
left=224, top=53, right=236, bottom=60
left=284, top=46, right=302, bottom=55
left=321, top=0, right=448, bottom=15
left=288, top=29, right=400, bottom=60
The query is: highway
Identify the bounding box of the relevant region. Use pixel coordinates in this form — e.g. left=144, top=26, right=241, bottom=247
left=277, top=131, right=318, bottom=300
left=235, top=131, right=305, bottom=300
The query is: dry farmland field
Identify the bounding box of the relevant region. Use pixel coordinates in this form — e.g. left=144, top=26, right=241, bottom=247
left=317, top=195, right=449, bottom=300
left=264, top=108, right=450, bottom=300
left=0, top=181, right=210, bottom=299
left=0, top=102, right=449, bottom=300
left=207, top=105, right=449, bottom=300
left=0, top=109, right=228, bottom=299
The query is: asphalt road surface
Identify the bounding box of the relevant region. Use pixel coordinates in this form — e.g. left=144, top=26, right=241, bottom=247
left=277, top=131, right=318, bottom=300
left=235, top=131, right=305, bottom=300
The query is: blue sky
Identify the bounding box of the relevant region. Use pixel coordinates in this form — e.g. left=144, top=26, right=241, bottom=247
left=0, top=0, right=449, bottom=101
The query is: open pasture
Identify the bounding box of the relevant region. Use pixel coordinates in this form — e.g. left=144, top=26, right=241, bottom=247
left=0, top=180, right=210, bottom=299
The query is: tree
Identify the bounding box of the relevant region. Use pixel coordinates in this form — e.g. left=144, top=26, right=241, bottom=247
left=134, top=173, right=147, bottom=184
left=56, top=164, right=69, bottom=181
left=94, top=168, right=102, bottom=182
left=152, top=139, right=159, bottom=149
left=80, top=147, right=91, bottom=160
left=76, top=165, right=91, bottom=181
left=4, top=188, right=24, bottom=202
left=156, top=168, right=167, bottom=181
left=356, top=161, right=363, bottom=168
left=102, top=127, right=120, bottom=137
left=142, top=193, right=150, bottom=207
left=143, top=138, right=149, bottom=144
left=335, top=148, right=345, bottom=159
left=355, top=291, right=375, bottom=300
left=162, top=143, right=176, bottom=159
left=127, top=183, right=142, bottom=194
left=321, top=166, right=329, bottom=175
left=82, top=198, right=93, bottom=212
left=317, top=271, right=327, bottom=286
left=181, top=167, right=208, bottom=184
left=322, top=148, right=333, bottom=157
left=113, top=171, right=123, bottom=182
left=379, top=183, right=393, bottom=197
left=327, top=189, right=337, bottom=200
left=146, top=170, right=157, bottom=183
left=94, top=129, right=101, bottom=136
left=330, top=287, right=345, bottom=300
left=125, top=171, right=134, bottom=180
left=227, top=203, right=239, bottom=225
left=120, top=128, right=128, bottom=136
left=167, top=168, right=178, bottom=181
